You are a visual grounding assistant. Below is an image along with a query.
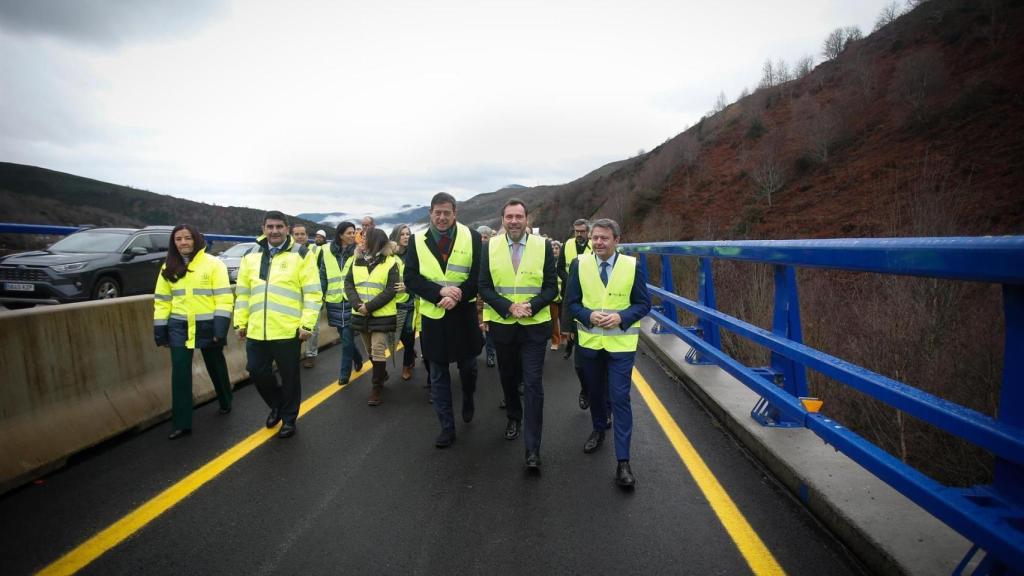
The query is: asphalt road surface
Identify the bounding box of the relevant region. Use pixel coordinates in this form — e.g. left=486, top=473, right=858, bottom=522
left=1, top=340, right=863, bottom=575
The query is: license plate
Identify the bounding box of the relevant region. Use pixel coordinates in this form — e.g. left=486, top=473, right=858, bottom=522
left=4, top=283, right=34, bottom=291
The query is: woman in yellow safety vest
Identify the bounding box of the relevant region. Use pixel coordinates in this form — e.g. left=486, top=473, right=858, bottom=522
left=389, top=224, right=417, bottom=381
left=344, top=228, right=400, bottom=406
left=153, top=224, right=234, bottom=440
left=320, top=222, right=364, bottom=384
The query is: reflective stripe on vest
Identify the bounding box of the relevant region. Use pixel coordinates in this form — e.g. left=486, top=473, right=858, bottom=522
left=352, top=257, right=398, bottom=318
left=414, top=222, right=474, bottom=320
left=153, top=248, right=234, bottom=349
left=323, top=249, right=353, bottom=304
left=576, top=255, right=640, bottom=353
left=483, top=233, right=550, bottom=325
left=563, top=238, right=592, bottom=274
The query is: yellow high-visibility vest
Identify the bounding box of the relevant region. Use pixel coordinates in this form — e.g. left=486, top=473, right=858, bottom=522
left=413, top=222, right=474, bottom=319
left=483, top=233, right=551, bottom=325
left=322, top=246, right=354, bottom=304
left=153, top=248, right=234, bottom=349
left=394, top=255, right=410, bottom=304
left=352, top=256, right=398, bottom=317
left=563, top=238, right=592, bottom=274
left=233, top=236, right=322, bottom=340
left=576, top=255, right=641, bottom=353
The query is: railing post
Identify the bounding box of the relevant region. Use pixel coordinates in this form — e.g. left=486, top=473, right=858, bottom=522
left=995, top=284, right=1023, bottom=508
left=752, top=265, right=807, bottom=427
left=686, top=257, right=721, bottom=365
left=660, top=255, right=678, bottom=326
left=771, top=265, right=808, bottom=398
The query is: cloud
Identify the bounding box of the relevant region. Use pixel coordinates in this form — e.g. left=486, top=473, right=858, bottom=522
left=0, top=0, right=228, bottom=47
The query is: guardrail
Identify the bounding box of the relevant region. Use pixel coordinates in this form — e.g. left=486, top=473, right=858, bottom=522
left=619, top=237, right=1024, bottom=575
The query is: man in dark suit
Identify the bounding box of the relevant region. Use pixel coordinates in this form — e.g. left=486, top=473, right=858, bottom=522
left=479, top=199, right=559, bottom=472
left=404, top=192, right=484, bottom=448
left=565, top=218, right=651, bottom=489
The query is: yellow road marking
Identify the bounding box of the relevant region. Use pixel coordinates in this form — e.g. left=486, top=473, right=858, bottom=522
left=37, top=356, right=378, bottom=576
left=633, top=366, right=786, bottom=576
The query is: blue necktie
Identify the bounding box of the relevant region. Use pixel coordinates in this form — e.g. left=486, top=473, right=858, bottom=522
left=600, top=262, right=609, bottom=286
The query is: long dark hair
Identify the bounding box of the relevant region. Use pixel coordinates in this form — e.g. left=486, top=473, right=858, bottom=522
left=388, top=224, right=411, bottom=255
left=162, top=224, right=206, bottom=282
left=363, top=228, right=390, bottom=261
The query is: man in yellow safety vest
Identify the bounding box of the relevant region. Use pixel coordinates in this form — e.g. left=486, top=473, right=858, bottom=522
left=404, top=192, right=484, bottom=449
left=479, top=199, right=558, bottom=472
left=234, top=211, right=322, bottom=439
left=565, top=218, right=650, bottom=489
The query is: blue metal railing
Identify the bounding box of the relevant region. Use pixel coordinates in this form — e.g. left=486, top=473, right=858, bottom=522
left=620, top=236, right=1024, bottom=574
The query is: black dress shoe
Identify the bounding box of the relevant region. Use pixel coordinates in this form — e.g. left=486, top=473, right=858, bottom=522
left=265, top=409, right=281, bottom=429
left=615, top=461, right=636, bottom=489
left=578, top=392, right=590, bottom=410
left=504, top=419, right=520, bottom=441
left=563, top=339, right=574, bottom=359
left=435, top=428, right=456, bottom=448
left=218, top=405, right=232, bottom=415
left=525, top=450, right=541, bottom=472
left=583, top=430, right=604, bottom=454
left=277, top=423, right=296, bottom=438
left=168, top=429, right=191, bottom=440
left=462, top=395, right=475, bottom=423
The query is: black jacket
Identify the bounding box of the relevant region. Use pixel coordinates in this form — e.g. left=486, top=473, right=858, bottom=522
left=404, top=225, right=484, bottom=363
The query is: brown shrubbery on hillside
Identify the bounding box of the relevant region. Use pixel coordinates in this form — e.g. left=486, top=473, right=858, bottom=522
left=456, top=0, right=1023, bottom=486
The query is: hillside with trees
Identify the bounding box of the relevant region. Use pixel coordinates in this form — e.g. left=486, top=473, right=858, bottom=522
left=0, top=162, right=327, bottom=251
left=454, top=0, right=1023, bottom=488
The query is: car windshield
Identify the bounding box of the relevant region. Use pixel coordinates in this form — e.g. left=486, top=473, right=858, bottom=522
left=221, top=243, right=256, bottom=257
left=48, top=231, right=130, bottom=254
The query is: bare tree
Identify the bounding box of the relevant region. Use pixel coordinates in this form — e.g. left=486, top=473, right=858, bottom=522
left=759, top=58, right=777, bottom=88
left=843, top=26, right=864, bottom=49
left=746, top=134, right=786, bottom=207
left=874, top=1, right=902, bottom=31
left=794, top=96, right=839, bottom=163
left=822, top=28, right=846, bottom=60
left=713, top=90, right=728, bottom=114
left=739, top=86, right=750, bottom=100
left=847, top=46, right=877, bottom=101
left=891, top=47, right=947, bottom=124
left=794, top=55, right=815, bottom=79
left=775, top=57, right=791, bottom=84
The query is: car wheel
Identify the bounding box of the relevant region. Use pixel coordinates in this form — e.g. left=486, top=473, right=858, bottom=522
left=4, top=302, right=36, bottom=310
left=92, top=276, right=121, bottom=300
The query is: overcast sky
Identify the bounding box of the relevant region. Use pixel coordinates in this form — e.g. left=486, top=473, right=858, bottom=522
left=0, top=0, right=891, bottom=217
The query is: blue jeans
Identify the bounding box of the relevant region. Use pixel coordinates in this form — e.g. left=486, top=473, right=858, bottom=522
left=338, top=324, right=363, bottom=383
left=428, top=356, right=478, bottom=432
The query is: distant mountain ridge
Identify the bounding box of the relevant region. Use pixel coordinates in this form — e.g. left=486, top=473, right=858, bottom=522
left=0, top=162, right=327, bottom=250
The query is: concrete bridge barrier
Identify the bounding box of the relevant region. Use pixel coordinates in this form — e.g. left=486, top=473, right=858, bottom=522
left=0, top=295, right=336, bottom=495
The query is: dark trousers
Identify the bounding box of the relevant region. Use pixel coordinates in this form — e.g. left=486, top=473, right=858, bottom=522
left=338, top=324, right=363, bottom=383
left=578, top=347, right=636, bottom=461
left=170, top=346, right=232, bottom=430
left=246, top=337, right=302, bottom=425
left=400, top=322, right=416, bottom=367
left=495, top=334, right=547, bottom=452
left=428, top=356, right=477, bottom=432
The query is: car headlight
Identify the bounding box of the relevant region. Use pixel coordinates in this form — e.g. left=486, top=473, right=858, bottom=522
left=51, top=262, right=88, bottom=272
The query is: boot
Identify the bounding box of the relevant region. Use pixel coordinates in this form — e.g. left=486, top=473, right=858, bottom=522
left=368, top=361, right=384, bottom=406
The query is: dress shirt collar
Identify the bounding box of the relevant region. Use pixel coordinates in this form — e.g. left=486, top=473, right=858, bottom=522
left=595, top=251, right=617, bottom=269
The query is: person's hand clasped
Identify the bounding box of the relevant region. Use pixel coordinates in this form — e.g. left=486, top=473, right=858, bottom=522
left=439, top=295, right=458, bottom=310
left=440, top=286, right=462, bottom=303
left=597, top=312, right=622, bottom=329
